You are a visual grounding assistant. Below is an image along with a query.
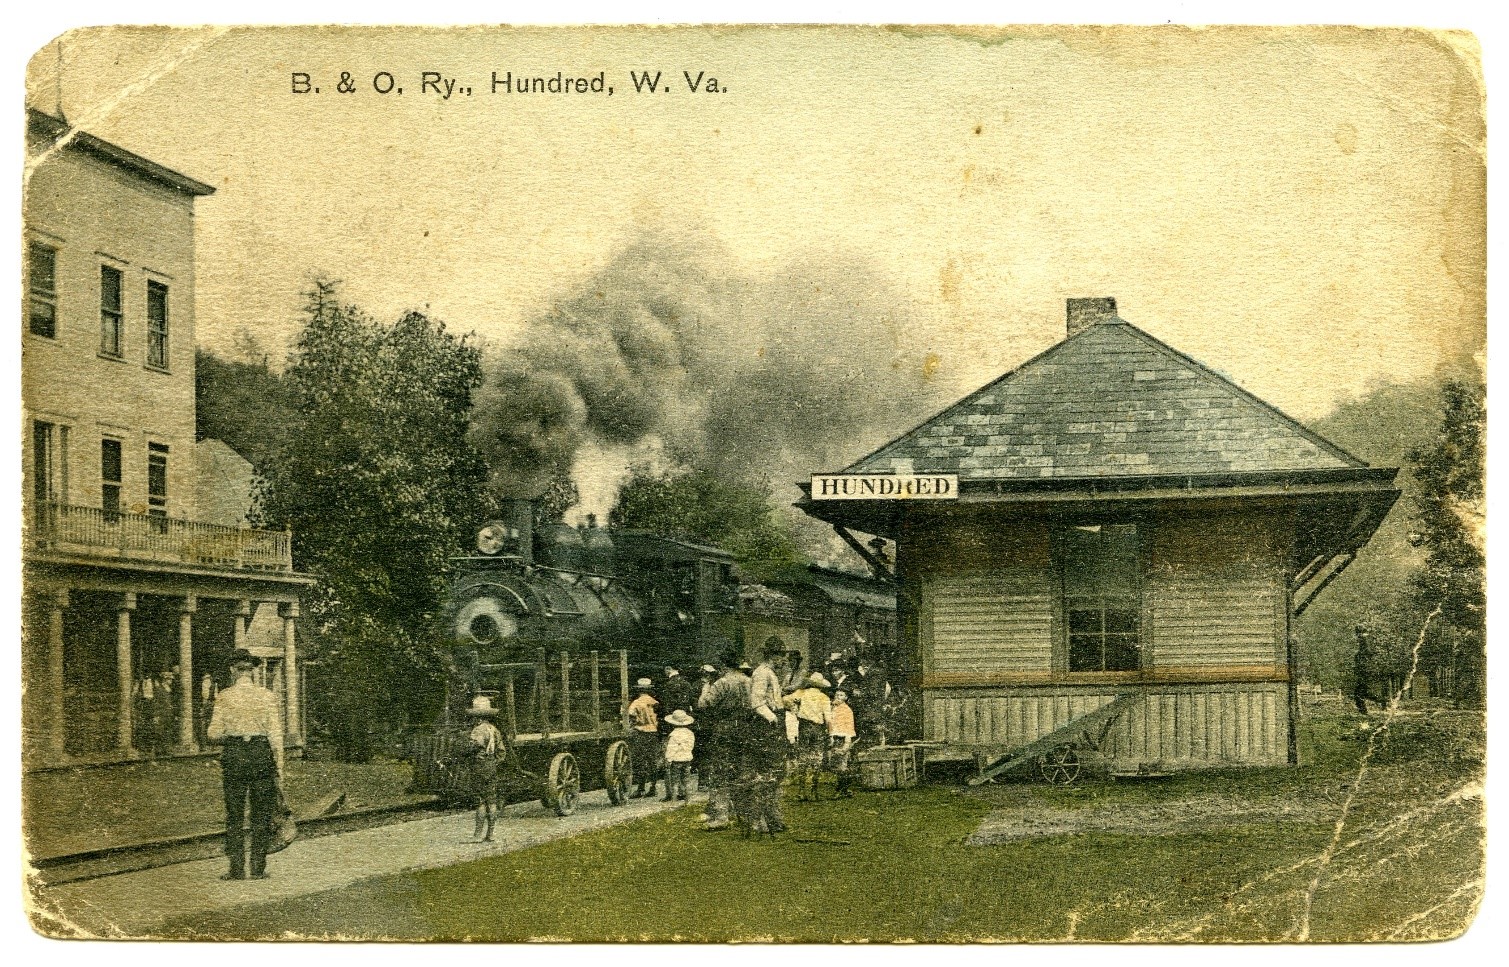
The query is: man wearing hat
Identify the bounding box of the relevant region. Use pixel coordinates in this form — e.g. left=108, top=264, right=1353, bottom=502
left=661, top=665, right=697, bottom=716
left=207, top=649, right=284, bottom=880
left=692, top=663, right=718, bottom=784
left=739, top=638, right=791, bottom=834
left=465, top=695, right=505, bottom=841
left=696, top=650, right=751, bottom=829
left=625, top=678, right=661, bottom=799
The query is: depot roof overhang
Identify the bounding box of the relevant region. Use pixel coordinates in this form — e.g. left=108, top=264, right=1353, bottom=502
left=796, top=466, right=1400, bottom=557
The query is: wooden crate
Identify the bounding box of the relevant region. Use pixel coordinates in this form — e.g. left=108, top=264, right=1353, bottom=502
left=856, top=745, right=918, bottom=790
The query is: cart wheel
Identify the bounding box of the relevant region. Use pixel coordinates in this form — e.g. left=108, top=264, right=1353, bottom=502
left=604, top=740, right=632, bottom=806
left=544, top=752, right=581, bottom=816
left=1039, top=745, right=1081, bottom=785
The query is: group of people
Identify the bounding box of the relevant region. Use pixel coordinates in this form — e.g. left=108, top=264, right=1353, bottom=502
left=128, top=666, right=226, bottom=756
left=623, top=638, right=887, bottom=836
left=206, top=637, right=894, bottom=880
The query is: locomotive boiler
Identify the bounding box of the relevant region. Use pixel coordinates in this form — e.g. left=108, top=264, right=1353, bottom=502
left=444, top=499, right=742, bottom=678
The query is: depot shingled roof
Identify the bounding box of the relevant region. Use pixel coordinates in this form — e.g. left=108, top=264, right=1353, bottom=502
left=836, top=305, right=1367, bottom=484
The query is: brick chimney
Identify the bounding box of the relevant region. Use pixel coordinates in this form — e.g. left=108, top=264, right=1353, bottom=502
left=1066, top=297, right=1118, bottom=336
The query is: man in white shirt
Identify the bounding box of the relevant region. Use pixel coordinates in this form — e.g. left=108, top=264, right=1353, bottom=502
left=207, top=649, right=284, bottom=880
left=697, top=651, right=751, bottom=830
left=739, top=639, right=790, bottom=834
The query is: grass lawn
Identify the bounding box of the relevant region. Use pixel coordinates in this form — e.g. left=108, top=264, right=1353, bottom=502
left=24, top=755, right=424, bottom=860
left=162, top=709, right=1484, bottom=942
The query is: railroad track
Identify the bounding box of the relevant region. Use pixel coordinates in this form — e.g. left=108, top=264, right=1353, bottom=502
left=29, top=798, right=458, bottom=887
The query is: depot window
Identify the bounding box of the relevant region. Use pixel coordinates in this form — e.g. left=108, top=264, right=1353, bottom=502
left=1058, top=523, right=1142, bottom=672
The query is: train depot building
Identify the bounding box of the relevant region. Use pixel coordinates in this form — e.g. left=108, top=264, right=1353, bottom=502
left=802, top=298, right=1399, bottom=776
left=22, top=109, right=313, bottom=771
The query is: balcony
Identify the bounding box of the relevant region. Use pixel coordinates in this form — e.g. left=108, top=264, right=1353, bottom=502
left=31, top=502, right=293, bottom=572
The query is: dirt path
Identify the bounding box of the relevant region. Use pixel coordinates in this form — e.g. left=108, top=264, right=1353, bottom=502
left=29, top=789, right=698, bottom=939
left=964, top=763, right=1463, bottom=845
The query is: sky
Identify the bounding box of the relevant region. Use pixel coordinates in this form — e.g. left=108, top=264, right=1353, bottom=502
left=22, top=24, right=1485, bottom=432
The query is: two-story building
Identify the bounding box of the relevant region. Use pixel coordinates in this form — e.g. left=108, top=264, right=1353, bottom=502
left=801, top=298, right=1398, bottom=774
left=22, top=108, right=313, bottom=770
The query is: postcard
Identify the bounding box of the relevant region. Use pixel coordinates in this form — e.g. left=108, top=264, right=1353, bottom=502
left=19, top=24, right=1485, bottom=942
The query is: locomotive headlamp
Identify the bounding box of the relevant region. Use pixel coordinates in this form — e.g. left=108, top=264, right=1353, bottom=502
left=476, top=521, right=515, bottom=555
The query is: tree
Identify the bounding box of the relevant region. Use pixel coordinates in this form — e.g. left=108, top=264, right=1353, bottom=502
left=1293, top=380, right=1438, bottom=689
left=195, top=349, right=295, bottom=470
left=532, top=471, right=579, bottom=529
left=1405, top=380, right=1486, bottom=705
left=257, top=280, right=493, bottom=758
left=609, top=465, right=806, bottom=583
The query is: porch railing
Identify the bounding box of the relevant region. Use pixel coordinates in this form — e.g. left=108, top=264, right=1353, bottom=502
left=32, top=502, right=293, bottom=572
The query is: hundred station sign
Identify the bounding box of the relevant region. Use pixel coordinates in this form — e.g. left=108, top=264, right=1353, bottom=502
left=810, top=473, right=959, bottom=500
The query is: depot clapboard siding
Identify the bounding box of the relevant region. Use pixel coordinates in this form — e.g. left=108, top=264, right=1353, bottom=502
left=1147, top=513, right=1287, bottom=668
left=926, top=574, right=1054, bottom=673
left=1149, top=575, right=1279, bottom=665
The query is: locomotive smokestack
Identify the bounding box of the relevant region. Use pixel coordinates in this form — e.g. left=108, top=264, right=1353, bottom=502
left=503, top=498, right=535, bottom=567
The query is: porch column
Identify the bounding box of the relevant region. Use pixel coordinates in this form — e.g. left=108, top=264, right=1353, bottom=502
left=47, top=589, right=69, bottom=760
left=116, top=592, right=136, bottom=755
left=233, top=599, right=251, bottom=653
left=280, top=600, right=301, bottom=745
left=177, top=594, right=197, bottom=753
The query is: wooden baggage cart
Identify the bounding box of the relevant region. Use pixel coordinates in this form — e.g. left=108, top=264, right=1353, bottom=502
left=409, top=648, right=635, bottom=815
left=967, top=693, right=1139, bottom=786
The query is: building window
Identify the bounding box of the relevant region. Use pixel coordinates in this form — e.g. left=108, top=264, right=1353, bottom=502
left=146, top=281, right=169, bottom=369
left=32, top=420, right=70, bottom=508
left=28, top=243, right=58, bottom=338
left=101, top=438, right=123, bottom=516
left=100, top=265, right=124, bottom=357
left=1059, top=523, right=1142, bottom=672
left=147, top=442, right=169, bottom=518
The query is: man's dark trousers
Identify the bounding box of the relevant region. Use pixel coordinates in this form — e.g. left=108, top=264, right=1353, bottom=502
left=222, top=736, right=278, bottom=878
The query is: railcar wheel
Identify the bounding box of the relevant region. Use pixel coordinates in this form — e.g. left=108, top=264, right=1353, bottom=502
left=604, top=740, right=632, bottom=806
left=545, top=752, right=581, bottom=816
left=1039, top=745, right=1081, bottom=786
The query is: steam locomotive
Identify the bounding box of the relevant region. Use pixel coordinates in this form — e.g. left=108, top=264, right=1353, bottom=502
left=411, top=499, right=900, bottom=809
left=444, top=499, right=743, bottom=686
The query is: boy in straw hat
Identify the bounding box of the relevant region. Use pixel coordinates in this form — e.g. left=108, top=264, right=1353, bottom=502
left=465, top=694, right=504, bottom=841
left=662, top=708, right=696, bottom=802
left=625, top=677, right=660, bottom=799
left=783, top=672, right=833, bottom=800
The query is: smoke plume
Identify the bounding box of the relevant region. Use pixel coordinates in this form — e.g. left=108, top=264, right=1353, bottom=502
left=470, top=227, right=953, bottom=526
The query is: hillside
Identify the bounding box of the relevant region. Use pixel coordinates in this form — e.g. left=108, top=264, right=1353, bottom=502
left=1292, top=379, right=1443, bottom=687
